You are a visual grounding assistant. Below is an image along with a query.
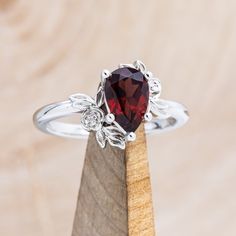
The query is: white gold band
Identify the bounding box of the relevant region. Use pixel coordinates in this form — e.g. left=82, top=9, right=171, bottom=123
left=33, top=61, right=189, bottom=149
left=33, top=98, right=189, bottom=139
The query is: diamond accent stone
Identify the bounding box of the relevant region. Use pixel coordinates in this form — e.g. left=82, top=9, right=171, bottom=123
left=81, top=108, right=104, bottom=131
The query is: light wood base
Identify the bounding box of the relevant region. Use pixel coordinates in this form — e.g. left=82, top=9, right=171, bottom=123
left=72, top=124, right=155, bottom=236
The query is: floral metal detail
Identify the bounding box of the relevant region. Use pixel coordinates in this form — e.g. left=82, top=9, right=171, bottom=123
left=69, top=92, right=126, bottom=149
left=81, top=108, right=104, bottom=131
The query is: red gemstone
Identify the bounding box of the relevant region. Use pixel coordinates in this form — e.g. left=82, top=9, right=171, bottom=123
left=104, top=67, right=149, bottom=132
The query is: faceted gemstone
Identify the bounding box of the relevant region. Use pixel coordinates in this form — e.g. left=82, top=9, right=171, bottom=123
left=104, top=67, right=149, bottom=132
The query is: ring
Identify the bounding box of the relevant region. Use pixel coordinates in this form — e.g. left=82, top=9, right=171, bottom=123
left=33, top=60, right=189, bottom=149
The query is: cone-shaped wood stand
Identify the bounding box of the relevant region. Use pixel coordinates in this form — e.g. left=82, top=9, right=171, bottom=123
left=72, top=124, right=155, bottom=236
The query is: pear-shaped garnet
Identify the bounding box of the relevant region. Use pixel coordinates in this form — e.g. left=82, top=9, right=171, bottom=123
left=104, top=67, right=149, bottom=132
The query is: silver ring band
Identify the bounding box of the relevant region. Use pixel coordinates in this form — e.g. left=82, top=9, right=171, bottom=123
left=33, top=99, right=188, bottom=139
left=33, top=60, right=189, bottom=149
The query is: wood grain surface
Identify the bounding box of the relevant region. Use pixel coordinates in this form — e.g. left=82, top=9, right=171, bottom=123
left=0, top=0, right=236, bottom=236
left=126, top=125, right=155, bottom=235
left=72, top=124, right=155, bottom=236
left=72, top=133, right=128, bottom=236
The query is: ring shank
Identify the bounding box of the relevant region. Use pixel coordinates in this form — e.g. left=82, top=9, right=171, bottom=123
left=33, top=99, right=189, bottom=139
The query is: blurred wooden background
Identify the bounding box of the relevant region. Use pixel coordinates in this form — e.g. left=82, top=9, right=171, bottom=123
left=0, top=0, right=236, bottom=235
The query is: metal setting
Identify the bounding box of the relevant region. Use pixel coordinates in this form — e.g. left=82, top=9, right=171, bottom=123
left=33, top=60, right=189, bottom=150
left=126, top=132, right=136, bottom=142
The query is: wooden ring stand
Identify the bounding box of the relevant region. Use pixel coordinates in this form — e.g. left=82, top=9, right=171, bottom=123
left=72, top=124, right=155, bottom=236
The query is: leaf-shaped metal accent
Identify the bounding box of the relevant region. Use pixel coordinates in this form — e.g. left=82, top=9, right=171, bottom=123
left=150, top=99, right=170, bottom=119
left=119, top=63, right=135, bottom=69
left=95, top=86, right=105, bottom=107
left=150, top=98, right=169, bottom=109
left=133, top=60, right=146, bottom=73
left=102, top=126, right=123, bottom=137
left=107, top=138, right=125, bottom=150
left=69, top=93, right=96, bottom=111
left=96, top=129, right=106, bottom=148
left=102, top=126, right=126, bottom=150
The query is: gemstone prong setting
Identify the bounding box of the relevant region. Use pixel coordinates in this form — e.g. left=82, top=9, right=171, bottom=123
left=101, top=69, right=111, bottom=84
left=105, top=113, right=115, bottom=124
left=126, top=132, right=136, bottom=142
left=144, top=112, right=153, bottom=122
